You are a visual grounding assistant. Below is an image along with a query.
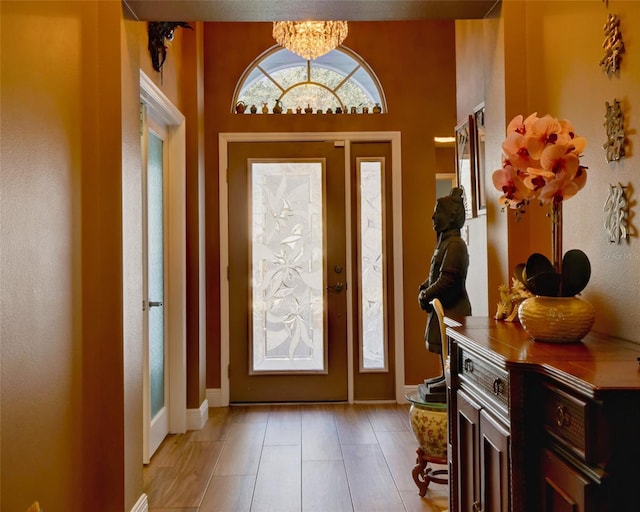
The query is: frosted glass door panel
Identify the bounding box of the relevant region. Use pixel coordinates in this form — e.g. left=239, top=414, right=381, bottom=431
left=148, top=132, right=165, bottom=417
left=358, top=160, right=387, bottom=371
left=250, top=161, right=326, bottom=373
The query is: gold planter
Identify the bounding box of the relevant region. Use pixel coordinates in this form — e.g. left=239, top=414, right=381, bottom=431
left=518, top=296, right=595, bottom=343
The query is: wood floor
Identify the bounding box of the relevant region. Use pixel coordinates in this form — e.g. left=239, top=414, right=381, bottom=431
left=143, top=403, right=449, bottom=512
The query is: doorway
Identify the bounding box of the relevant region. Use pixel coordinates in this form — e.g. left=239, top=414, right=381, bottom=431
left=219, top=132, right=405, bottom=405
left=140, top=72, right=187, bottom=463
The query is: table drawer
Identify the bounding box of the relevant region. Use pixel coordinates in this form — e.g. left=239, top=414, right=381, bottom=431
left=459, top=348, right=509, bottom=409
left=542, top=382, right=591, bottom=461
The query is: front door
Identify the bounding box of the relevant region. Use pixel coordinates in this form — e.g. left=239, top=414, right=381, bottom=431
left=228, top=141, right=348, bottom=402
left=227, top=139, right=396, bottom=403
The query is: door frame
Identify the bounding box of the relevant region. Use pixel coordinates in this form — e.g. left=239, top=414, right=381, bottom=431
left=140, top=71, right=187, bottom=463
left=218, top=132, right=405, bottom=405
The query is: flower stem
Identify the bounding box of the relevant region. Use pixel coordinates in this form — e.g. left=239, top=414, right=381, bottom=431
left=552, top=202, right=563, bottom=275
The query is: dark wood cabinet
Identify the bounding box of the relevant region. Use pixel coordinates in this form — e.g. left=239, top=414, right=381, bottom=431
left=456, top=386, right=511, bottom=512
left=446, top=317, right=640, bottom=512
left=479, top=408, right=510, bottom=512
left=456, top=390, right=480, bottom=511
left=541, top=449, right=594, bottom=512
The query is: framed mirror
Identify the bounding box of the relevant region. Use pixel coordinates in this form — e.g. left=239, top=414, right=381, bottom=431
left=455, top=115, right=477, bottom=219
left=474, top=104, right=487, bottom=215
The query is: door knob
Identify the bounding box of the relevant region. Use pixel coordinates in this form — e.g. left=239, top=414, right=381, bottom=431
left=149, top=301, right=163, bottom=308
left=327, top=282, right=345, bottom=293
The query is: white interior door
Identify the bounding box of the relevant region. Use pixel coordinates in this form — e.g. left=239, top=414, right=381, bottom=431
left=142, top=107, right=169, bottom=462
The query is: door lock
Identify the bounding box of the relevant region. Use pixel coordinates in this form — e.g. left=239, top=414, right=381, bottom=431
left=327, top=282, right=345, bottom=293
left=148, top=301, right=163, bottom=308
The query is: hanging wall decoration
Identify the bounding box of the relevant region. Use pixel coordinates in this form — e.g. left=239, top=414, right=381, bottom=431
left=603, top=99, right=626, bottom=162
left=603, top=183, right=629, bottom=244
left=473, top=104, right=487, bottom=215
left=148, top=22, right=193, bottom=73
left=599, top=14, right=624, bottom=76
left=455, top=115, right=477, bottom=219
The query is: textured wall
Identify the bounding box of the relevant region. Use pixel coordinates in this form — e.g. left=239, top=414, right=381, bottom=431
left=456, top=0, right=640, bottom=343
left=526, top=0, right=640, bottom=342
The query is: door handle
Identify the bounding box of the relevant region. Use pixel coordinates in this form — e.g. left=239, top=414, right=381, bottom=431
left=327, top=282, right=345, bottom=293
left=148, top=301, right=163, bottom=308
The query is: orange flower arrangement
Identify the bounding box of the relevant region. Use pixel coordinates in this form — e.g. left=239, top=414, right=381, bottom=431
left=492, top=113, right=588, bottom=216
left=493, top=113, right=591, bottom=297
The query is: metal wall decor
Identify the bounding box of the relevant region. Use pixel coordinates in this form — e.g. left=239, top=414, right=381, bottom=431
left=148, top=22, right=193, bottom=73
left=603, top=99, right=626, bottom=162
left=603, top=183, right=629, bottom=244
left=599, top=14, right=624, bottom=76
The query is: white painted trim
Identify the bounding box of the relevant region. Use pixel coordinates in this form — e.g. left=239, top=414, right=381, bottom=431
left=219, top=132, right=405, bottom=405
left=130, top=493, right=148, bottom=512
left=344, top=141, right=354, bottom=403
left=140, top=71, right=187, bottom=463
left=187, top=398, right=209, bottom=430
left=207, top=387, right=223, bottom=407
left=404, top=384, right=419, bottom=402
left=391, top=133, right=406, bottom=404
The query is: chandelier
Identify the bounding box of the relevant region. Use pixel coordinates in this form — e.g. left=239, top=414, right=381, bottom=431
left=272, top=21, right=348, bottom=60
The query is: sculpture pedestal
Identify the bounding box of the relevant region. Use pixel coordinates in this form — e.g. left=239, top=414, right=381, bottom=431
left=411, top=447, right=448, bottom=497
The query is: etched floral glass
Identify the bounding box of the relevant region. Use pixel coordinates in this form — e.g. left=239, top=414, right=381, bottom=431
left=359, top=160, right=386, bottom=370
left=250, top=161, right=325, bottom=372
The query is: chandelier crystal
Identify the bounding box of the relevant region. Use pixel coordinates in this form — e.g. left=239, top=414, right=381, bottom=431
left=272, top=21, right=348, bottom=60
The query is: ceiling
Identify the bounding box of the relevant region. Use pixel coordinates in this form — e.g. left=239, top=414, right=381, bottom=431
left=123, top=0, right=500, bottom=22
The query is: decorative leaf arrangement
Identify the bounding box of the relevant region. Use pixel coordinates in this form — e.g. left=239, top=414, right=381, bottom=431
left=514, top=249, right=591, bottom=298
left=495, top=278, right=533, bottom=321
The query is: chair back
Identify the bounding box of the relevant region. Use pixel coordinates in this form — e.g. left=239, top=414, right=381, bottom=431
left=430, top=298, right=450, bottom=387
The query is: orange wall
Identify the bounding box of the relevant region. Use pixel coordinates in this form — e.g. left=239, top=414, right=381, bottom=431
left=0, top=1, right=185, bottom=509
left=202, top=20, right=458, bottom=388
left=524, top=0, right=640, bottom=341
left=456, top=0, right=640, bottom=343
left=0, top=0, right=136, bottom=509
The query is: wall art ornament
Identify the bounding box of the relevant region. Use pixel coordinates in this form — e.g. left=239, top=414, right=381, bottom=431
left=600, top=14, right=624, bottom=76
left=603, top=183, right=629, bottom=244
left=603, top=99, right=626, bottom=162
left=148, top=22, right=193, bottom=73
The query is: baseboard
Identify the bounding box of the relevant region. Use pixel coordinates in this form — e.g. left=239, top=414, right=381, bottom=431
left=404, top=384, right=419, bottom=402
left=206, top=387, right=418, bottom=406
left=206, top=388, right=223, bottom=407
left=187, top=398, right=209, bottom=430
left=130, top=493, right=148, bottom=512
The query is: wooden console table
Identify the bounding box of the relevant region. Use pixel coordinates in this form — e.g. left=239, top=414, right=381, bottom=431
left=445, top=317, right=640, bottom=512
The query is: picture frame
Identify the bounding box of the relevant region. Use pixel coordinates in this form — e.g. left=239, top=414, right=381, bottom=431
left=473, top=104, right=487, bottom=215
left=455, top=115, right=477, bottom=219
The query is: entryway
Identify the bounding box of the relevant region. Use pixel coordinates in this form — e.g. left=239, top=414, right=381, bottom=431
left=219, top=132, right=405, bottom=405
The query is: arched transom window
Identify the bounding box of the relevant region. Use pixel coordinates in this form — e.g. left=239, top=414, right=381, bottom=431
left=233, top=45, right=387, bottom=114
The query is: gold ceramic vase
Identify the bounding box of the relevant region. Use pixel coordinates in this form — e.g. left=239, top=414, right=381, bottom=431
left=518, top=295, right=595, bottom=343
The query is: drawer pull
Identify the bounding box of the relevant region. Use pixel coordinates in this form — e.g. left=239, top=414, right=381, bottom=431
left=493, top=378, right=505, bottom=396
left=556, top=405, right=570, bottom=427
left=464, top=358, right=474, bottom=373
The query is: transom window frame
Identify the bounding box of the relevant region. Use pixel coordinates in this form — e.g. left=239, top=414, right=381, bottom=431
left=232, top=45, right=388, bottom=114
